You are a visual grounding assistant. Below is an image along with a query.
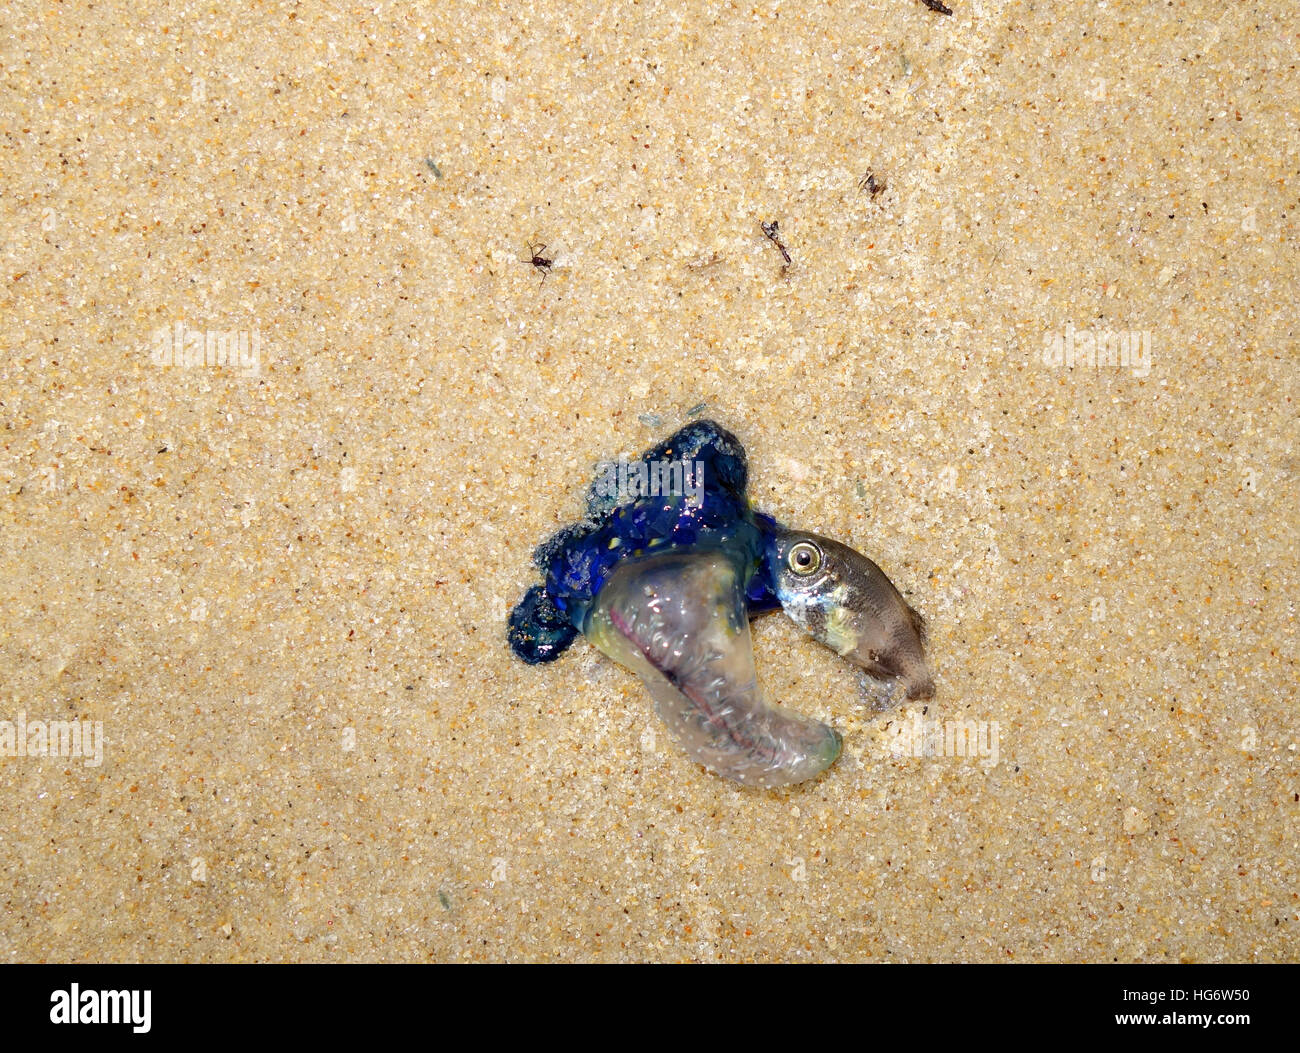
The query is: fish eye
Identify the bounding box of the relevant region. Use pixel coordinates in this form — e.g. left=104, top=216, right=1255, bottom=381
left=787, top=541, right=822, bottom=576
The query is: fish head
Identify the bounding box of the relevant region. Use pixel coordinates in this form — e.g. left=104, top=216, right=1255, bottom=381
left=767, top=528, right=934, bottom=700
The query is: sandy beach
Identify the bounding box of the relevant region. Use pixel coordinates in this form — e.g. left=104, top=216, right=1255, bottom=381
left=1, top=0, right=1295, bottom=961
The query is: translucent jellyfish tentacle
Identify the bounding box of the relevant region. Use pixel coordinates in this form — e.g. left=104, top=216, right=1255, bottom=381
left=585, top=548, right=842, bottom=789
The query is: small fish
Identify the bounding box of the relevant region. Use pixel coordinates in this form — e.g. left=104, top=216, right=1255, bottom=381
left=767, top=528, right=934, bottom=700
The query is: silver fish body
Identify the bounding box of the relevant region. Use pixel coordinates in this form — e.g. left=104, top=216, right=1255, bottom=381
left=768, top=529, right=934, bottom=700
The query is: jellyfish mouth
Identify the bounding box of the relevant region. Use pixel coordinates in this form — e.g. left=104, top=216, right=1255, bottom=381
left=583, top=548, right=841, bottom=789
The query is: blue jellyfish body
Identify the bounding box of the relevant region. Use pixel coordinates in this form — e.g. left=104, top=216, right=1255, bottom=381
left=508, top=420, right=778, bottom=665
